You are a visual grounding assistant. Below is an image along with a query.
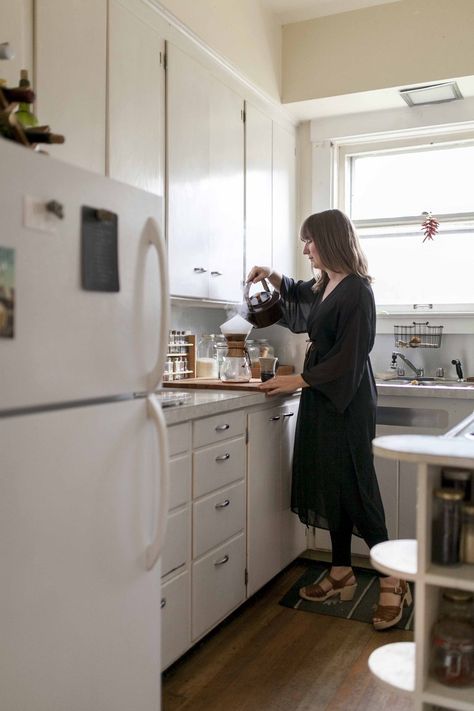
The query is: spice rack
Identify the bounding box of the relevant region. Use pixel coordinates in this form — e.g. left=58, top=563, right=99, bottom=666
left=368, top=423, right=474, bottom=711
left=394, top=321, right=443, bottom=349
left=163, top=332, right=196, bottom=382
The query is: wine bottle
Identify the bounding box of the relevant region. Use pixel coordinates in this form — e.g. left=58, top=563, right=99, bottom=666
left=16, top=70, right=38, bottom=128
left=24, top=129, right=65, bottom=144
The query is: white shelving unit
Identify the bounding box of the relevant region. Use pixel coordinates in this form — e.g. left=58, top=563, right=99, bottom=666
left=368, top=428, right=474, bottom=711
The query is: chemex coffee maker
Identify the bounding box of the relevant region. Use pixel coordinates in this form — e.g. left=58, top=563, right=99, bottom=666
left=219, top=315, right=253, bottom=382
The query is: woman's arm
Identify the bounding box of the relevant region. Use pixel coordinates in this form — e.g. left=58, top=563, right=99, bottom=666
left=246, top=265, right=282, bottom=291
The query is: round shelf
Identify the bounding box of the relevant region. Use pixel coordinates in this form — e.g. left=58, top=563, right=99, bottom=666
left=368, top=641, right=415, bottom=694
left=370, top=539, right=417, bottom=580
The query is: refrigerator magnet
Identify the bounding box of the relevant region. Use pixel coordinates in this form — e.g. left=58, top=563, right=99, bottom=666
left=81, top=206, right=120, bottom=292
left=0, top=246, right=15, bottom=339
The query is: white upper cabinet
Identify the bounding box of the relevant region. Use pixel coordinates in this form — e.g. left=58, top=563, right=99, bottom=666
left=108, top=0, right=165, bottom=196
left=0, top=0, right=33, bottom=86
left=272, top=122, right=296, bottom=280
left=35, top=0, right=107, bottom=173
left=167, top=44, right=244, bottom=301
left=244, top=102, right=273, bottom=278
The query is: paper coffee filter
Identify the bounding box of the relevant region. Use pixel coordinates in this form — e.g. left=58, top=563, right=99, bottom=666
left=220, top=314, right=253, bottom=336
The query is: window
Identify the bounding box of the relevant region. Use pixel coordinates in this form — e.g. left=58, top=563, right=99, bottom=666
left=338, top=134, right=474, bottom=312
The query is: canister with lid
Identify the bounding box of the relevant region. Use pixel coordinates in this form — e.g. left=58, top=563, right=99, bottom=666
left=461, top=503, right=474, bottom=565
left=432, top=488, right=464, bottom=565
left=441, top=468, right=472, bottom=502
left=430, top=589, right=474, bottom=687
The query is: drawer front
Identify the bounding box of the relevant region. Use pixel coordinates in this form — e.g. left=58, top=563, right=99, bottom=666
left=169, top=453, right=191, bottom=511
left=193, top=480, right=245, bottom=558
left=193, top=410, right=245, bottom=448
left=161, top=507, right=189, bottom=578
left=161, top=570, right=191, bottom=670
left=192, top=533, right=246, bottom=641
left=193, top=436, right=245, bottom=498
left=168, top=422, right=191, bottom=456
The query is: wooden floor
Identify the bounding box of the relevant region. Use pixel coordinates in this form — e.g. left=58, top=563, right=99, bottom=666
left=163, top=561, right=414, bottom=711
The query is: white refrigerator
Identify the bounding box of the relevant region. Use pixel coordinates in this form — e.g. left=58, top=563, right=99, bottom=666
left=0, top=139, right=170, bottom=711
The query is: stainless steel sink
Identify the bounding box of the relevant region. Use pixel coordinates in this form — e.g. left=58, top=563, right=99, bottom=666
left=378, top=378, right=474, bottom=388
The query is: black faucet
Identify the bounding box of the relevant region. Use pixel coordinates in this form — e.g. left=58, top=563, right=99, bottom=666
left=451, top=359, right=464, bottom=381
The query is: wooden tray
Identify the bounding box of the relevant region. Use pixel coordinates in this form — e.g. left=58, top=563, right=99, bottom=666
left=163, top=378, right=264, bottom=391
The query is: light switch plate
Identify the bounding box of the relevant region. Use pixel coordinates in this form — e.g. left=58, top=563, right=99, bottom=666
left=23, top=196, right=59, bottom=233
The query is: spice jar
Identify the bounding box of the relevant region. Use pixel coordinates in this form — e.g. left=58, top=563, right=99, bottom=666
left=432, top=488, right=464, bottom=565
left=441, top=468, right=472, bottom=502
left=461, top=503, right=474, bottom=565
left=430, top=589, right=474, bottom=687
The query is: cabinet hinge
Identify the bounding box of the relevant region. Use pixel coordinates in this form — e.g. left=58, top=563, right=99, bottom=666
left=160, top=51, right=167, bottom=70
left=244, top=568, right=248, bottom=586
left=241, top=108, right=246, bottom=123
left=245, top=427, right=249, bottom=444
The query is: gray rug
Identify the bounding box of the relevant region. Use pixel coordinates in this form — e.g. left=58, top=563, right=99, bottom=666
left=279, top=562, right=414, bottom=631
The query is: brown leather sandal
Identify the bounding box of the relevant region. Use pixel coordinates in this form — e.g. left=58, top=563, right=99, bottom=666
left=373, top=580, right=413, bottom=630
left=299, top=569, right=357, bottom=602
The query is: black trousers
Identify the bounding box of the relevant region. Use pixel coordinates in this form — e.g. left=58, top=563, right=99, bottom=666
left=330, top=505, right=388, bottom=566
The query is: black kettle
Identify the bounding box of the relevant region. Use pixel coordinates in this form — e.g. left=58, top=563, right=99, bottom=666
left=241, top=278, right=283, bottom=329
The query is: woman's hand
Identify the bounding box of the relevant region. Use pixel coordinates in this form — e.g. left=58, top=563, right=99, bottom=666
left=246, top=265, right=272, bottom=284
left=258, top=374, right=307, bottom=396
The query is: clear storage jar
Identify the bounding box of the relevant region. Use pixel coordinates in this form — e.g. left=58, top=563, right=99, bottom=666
left=432, top=488, right=464, bottom=565
left=461, top=503, right=474, bottom=565
left=430, top=589, right=474, bottom=687
left=196, top=334, right=218, bottom=379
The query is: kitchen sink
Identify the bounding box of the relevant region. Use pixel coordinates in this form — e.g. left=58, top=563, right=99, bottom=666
left=378, top=378, right=474, bottom=388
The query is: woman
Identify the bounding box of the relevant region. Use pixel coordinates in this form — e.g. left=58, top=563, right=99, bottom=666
left=246, top=209, right=412, bottom=631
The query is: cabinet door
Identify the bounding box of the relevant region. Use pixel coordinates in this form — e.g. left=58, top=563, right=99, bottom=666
left=167, top=44, right=210, bottom=298
left=161, top=570, right=191, bottom=670
left=247, top=406, right=282, bottom=596
left=245, top=102, right=272, bottom=276
left=272, top=123, right=296, bottom=279
left=280, top=399, right=306, bottom=567
left=108, top=0, right=165, bottom=196
left=35, top=0, right=107, bottom=173
left=208, top=77, right=244, bottom=302
left=0, top=0, right=33, bottom=86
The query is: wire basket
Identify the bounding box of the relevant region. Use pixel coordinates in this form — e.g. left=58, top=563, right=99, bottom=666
left=394, top=321, right=443, bottom=349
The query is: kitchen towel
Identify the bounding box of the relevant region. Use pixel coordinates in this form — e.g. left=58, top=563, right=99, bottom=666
left=279, top=562, right=414, bottom=631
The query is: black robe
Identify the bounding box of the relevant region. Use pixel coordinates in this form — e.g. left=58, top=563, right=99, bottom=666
left=279, top=273, right=388, bottom=540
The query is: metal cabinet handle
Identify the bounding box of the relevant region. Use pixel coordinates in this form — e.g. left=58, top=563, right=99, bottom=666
left=193, top=267, right=207, bottom=273
left=283, top=412, right=294, bottom=418
left=215, top=499, right=230, bottom=509
left=160, top=598, right=166, bottom=609
left=215, top=453, right=230, bottom=461
left=214, top=554, right=229, bottom=566
left=215, top=424, right=230, bottom=431
left=269, top=415, right=280, bottom=421
left=210, top=271, right=223, bottom=276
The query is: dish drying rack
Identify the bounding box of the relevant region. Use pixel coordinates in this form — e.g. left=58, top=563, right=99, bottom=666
left=394, top=321, right=443, bottom=349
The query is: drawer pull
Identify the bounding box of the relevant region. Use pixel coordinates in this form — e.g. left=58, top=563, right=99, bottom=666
left=193, top=267, right=207, bottom=274
left=211, top=270, right=223, bottom=277
left=283, top=412, right=294, bottom=418
left=269, top=415, right=280, bottom=421
left=160, top=598, right=166, bottom=609
left=214, top=554, right=229, bottom=566
left=215, top=424, right=230, bottom=431
left=215, top=499, right=230, bottom=509
left=215, top=453, right=230, bottom=461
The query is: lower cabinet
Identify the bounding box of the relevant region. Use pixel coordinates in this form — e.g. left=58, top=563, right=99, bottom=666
left=162, top=398, right=304, bottom=669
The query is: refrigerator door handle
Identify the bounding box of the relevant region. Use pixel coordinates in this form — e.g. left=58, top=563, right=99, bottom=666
left=146, top=217, right=170, bottom=392
left=145, top=394, right=170, bottom=571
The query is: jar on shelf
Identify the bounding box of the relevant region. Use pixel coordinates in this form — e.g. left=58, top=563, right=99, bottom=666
left=432, top=488, right=464, bottom=565
left=430, top=589, right=474, bottom=687
left=441, top=468, right=472, bottom=502
left=214, top=334, right=227, bottom=379
left=196, top=334, right=218, bottom=379
left=461, top=503, right=474, bottom=565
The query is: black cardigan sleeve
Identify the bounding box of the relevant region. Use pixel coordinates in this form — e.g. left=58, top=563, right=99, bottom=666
left=277, top=275, right=316, bottom=334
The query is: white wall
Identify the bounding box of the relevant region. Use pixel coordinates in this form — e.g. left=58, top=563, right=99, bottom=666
left=282, top=0, right=474, bottom=103
left=159, top=0, right=282, bottom=101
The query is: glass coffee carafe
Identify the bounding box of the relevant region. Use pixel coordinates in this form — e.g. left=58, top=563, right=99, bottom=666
left=219, top=315, right=253, bottom=383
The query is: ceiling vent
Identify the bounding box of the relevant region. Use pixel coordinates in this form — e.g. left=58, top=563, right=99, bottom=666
left=399, top=81, right=463, bottom=107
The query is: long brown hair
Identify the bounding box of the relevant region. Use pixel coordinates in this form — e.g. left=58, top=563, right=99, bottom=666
left=299, top=209, right=372, bottom=293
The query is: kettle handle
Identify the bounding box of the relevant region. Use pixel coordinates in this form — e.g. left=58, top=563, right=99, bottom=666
left=243, top=278, right=271, bottom=305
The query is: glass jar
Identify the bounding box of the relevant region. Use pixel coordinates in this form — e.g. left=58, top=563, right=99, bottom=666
left=442, top=468, right=473, bottom=502
left=246, top=339, right=260, bottom=366
left=214, top=335, right=228, bottom=379
left=430, top=589, right=474, bottom=687
left=257, top=338, right=274, bottom=359
left=432, top=488, right=464, bottom=565
left=220, top=355, right=251, bottom=382
left=196, top=334, right=218, bottom=379
left=461, top=503, right=474, bottom=565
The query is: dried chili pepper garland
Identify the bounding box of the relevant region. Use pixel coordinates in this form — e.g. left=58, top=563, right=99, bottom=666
left=421, top=211, right=440, bottom=242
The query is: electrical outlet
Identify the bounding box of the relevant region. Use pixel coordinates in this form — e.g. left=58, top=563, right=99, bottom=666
left=23, top=196, right=59, bottom=233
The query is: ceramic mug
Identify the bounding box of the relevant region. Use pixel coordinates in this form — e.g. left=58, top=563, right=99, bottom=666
left=259, top=356, right=278, bottom=382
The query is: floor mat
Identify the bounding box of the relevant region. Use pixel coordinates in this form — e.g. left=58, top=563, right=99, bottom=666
left=279, top=561, right=414, bottom=631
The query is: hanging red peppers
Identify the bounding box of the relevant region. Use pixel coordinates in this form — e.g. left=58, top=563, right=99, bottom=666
left=421, top=211, right=440, bottom=242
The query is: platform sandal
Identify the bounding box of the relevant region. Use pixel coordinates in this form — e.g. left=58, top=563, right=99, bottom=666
left=299, top=569, right=357, bottom=603
left=373, top=580, right=413, bottom=631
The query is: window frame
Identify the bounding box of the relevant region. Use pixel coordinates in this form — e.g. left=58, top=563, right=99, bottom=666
left=335, top=130, right=474, bottom=315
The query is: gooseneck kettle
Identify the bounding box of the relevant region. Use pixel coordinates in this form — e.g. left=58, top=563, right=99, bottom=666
left=242, top=278, right=283, bottom=329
